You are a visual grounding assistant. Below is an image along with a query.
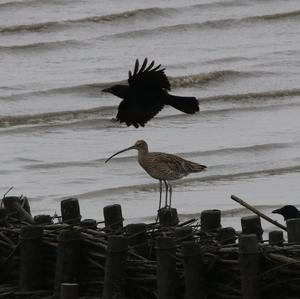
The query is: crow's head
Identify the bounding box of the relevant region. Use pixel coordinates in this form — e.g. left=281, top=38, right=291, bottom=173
left=102, top=84, right=128, bottom=99
left=272, top=205, right=300, bottom=221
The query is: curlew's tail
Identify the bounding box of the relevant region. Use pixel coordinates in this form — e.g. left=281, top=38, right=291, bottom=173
left=184, top=161, right=207, bottom=173
left=166, top=94, right=199, bottom=114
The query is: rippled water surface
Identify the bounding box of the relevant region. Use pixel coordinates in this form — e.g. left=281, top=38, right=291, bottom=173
left=1, top=0, right=300, bottom=230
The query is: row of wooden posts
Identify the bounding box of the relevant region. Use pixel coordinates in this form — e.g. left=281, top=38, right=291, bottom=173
left=1, top=195, right=300, bottom=299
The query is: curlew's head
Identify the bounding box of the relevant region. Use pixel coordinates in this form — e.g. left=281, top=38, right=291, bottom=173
left=105, top=140, right=148, bottom=163
left=102, top=84, right=128, bottom=99
left=133, top=140, right=148, bottom=150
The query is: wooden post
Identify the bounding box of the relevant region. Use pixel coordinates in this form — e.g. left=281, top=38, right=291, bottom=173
left=239, top=234, right=261, bottom=299
left=269, top=230, right=284, bottom=245
left=156, top=236, right=177, bottom=299
left=81, top=219, right=97, bottom=229
left=34, top=215, right=53, bottom=225
left=158, top=207, right=179, bottom=227
left=54, top=230, right=81, bottom=299
left=0, top=208, right=7, bottom=226
left=61, top=198, right=81, bottom=225
left=201, top=209, right=221, bottom=232
left=175, top=226, right=193, bottom=242
left=20, top=225, right=44, bottom=291
left=126, top=223, right=148, bottom=258
left=103, top=204, right=123, bottom=231
left=182, top=241, right=205, bottom=299
left=102, top=235, right=128, bottom=299
left=20, top=196, right=31, bottom=214
left=2, top=196, right=34, bottom=224
left=287, top=219, right=300, bottom=243
left=241, top=215, right=263, bottom=241
left=61, top=283, right=78, bottom=299
left=231, top=195, right=286, bottom=231
left=217, top=227, right=236, bottom=244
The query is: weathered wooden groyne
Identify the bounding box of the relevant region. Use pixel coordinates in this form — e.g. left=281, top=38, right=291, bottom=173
left=0, top=194, right=300, bottom=299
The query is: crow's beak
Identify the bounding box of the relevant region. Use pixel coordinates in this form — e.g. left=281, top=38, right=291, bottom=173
left=105, top=145, right=136, bottom=163
left=272, top=208, right=281, bottom=214
left=102, top=87, right=111, bottom=93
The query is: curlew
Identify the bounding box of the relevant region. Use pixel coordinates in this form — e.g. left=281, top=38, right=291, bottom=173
left=102, top=58, right=199, bottom=128
left=105, top=140, right=207, bottom=210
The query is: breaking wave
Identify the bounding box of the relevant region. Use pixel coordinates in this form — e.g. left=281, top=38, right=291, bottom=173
left=1, top=8, right=299, bottom=35
left=201, top=89, right=300, bottom=103
left=88, top=142, right=295, bottom=165
left=0, top=7, right=171, bottom=34
left=0, top=82, right=115, bottom=101
left=26, top=142, right=290, bottom=169
left=21, top=141, right=297, bottom=171
left=2, top=86, right=300, bottom=131
left=68, top=164, right=300, bottom=199
left=158, top=102, right=300, bottom=122
left=109, top=10, right=300, bottom=39
left=0, top=0, right=68, bottom=9
left=0, top=106, right=115, bottom=128
left=0, top=70, right=255, bottom=101
left=0, top=40, right=82, bottom=52
left=169, top=70, right=253, bottom=88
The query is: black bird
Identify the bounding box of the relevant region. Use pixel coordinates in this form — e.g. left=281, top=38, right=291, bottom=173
left=272, top=205, right=300, bottom=221
left=102, top=58, right=199, bottom=128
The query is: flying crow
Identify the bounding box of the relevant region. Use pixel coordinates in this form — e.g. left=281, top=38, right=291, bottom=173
left=102, top=58, right=199, bottom=128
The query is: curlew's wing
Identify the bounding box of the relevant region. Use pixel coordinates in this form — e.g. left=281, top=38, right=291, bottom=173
left=148, top=153, right=206, bottom=177
left=128, top=58, right=171, bottom=91
left=116, top=99, right=164, bottom=128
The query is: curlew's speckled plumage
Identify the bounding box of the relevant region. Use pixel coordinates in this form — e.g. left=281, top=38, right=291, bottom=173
left=105, top=140, right=207, bottom=210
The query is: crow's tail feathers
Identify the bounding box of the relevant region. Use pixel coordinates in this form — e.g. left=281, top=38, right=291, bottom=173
left=166, top=95, right=199, bottom=114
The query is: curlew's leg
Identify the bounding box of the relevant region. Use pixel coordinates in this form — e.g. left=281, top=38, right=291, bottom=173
left=158, top=180, right=162, bottom=211
left=156, top=180, right=163, bottom=223
left=168, top=182, right=172, bottom=208
left=163, top=180, right=169, bottom=207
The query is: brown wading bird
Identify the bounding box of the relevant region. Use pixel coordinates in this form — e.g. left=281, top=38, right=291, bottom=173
left=105, top=140, right=207, bottom=210
left=102, top=58, right=199, bottom=128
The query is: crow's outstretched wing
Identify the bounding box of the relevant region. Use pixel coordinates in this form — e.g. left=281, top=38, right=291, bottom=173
left=116, top=99, right=164, bottom=128
left=128, top=58, right=171, bottom=91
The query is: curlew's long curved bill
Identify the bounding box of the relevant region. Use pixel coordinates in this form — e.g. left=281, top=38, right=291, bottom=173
left=105, top=145, right=135, bottom=163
